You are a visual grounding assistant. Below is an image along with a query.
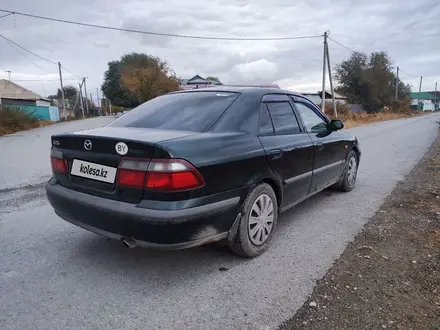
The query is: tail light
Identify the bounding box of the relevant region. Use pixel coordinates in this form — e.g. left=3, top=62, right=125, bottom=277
left=145, top=159, right=205, bottom=191
left=117, top=158, right=204, bottom=191
left=51, top=156, right=68, bottom=173
left=117, top=158, right=149, bottom=188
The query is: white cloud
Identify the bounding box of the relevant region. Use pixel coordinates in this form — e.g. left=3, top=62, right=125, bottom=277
left=230, top=59, right=278, bottom=84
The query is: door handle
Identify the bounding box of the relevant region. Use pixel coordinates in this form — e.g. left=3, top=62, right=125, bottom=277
left=316, top=142, right=324, bottom=151
left=270, top=149, right=284, bottom=160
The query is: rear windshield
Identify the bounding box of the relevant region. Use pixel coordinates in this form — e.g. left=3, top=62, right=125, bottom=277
left=107, top=91, right=239, bottom=132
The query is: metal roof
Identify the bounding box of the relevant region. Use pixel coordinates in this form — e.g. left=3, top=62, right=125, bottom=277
left=322, top=89, right=347, bottom=99
left=411, top=91, right=440, bottom=100
left=186, top=75, right=209, bottom=84
left=0, top=79, right=48, bottom=101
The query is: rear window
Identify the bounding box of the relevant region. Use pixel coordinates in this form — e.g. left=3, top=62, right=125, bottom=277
left=266, top=102, right=301, bottom=134
left=108, top=92, right=239, bottom=132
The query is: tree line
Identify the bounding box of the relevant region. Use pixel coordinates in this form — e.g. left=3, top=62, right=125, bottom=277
left=49, top=51, right=412, bottom=112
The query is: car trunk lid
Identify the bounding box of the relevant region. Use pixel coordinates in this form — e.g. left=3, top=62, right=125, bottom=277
left=51, top=127, right=197, bottom=203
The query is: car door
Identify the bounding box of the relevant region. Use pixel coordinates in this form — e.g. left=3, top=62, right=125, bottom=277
left=291, top=96, right=346, bottom=193
left=258, top=94, right=314, bottom=207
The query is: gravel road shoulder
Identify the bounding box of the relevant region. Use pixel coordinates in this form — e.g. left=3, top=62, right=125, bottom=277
left=280, top=126, right=440, bottom=330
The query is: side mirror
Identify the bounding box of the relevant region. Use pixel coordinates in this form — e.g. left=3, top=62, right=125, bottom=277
left=329, top=119, right=344, bottom=131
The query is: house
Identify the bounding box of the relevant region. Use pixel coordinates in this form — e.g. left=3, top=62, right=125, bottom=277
left=411, top=91, right=440, bottom=111
left=319, top=90, right=348, bottom=103
left=301, top=90, right=348, bottom=105
left=0, top=79, right=60, bottom=121
left=180, top=75, right=222, bottom=90
left=225, top=84, right=280, bottom=89
left=301, top=93, right=322, bottom=105
left=180, top=75, right=280, bottom=90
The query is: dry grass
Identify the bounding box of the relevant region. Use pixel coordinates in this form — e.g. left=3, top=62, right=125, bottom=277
left=342, top=111, right=418, bottom=128
left=322, top=101, right=423, bottom=129
left=0, top=106, right=53, bottom=136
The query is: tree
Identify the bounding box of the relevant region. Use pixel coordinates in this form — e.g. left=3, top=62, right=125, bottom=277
left=47, top=85, right=79, bottom=109
left=206, top=76, right=223, bottom=85
left=47, top=95, right=58, bottom=106
left=335, top=52, right=411, bottom=109
left=102, top=53, right=179, bottom=107
left=101, top=61, right=138, bottom=108
left=120, top=54, right=180, bottom=103
left=47, top=85, right=95, bottom=116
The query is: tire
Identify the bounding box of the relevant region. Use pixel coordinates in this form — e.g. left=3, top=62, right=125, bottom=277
left=228, top=183, right=278, bottom=258
left=338, top=150, right=358, bottom=192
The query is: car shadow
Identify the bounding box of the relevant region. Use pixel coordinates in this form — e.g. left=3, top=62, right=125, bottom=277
left=63, top=188, right=345, bottom=289
left=66, top=230, right=250, bottom=291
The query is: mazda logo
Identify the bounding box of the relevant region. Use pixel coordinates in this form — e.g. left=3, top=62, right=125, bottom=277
left=84, top=140, right=92, bottom=151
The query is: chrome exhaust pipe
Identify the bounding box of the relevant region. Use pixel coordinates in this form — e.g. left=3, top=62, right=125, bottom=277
left=122, top=238, right=137, bottom=249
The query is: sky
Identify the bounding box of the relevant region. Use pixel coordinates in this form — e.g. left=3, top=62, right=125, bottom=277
left=0, top=0, right=439, bottom=104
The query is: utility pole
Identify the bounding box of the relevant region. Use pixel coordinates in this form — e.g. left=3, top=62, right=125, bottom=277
left=78, top=82, right=85, bottom=118
left=83, top=77, right=89, bottom=115
left=325, top=38, right=337, bottom=118
left=41, top=78, right=46, bottom=97
left=418, top=76, right=423, bottom=93
left=395, top=66, right=399, bottom=100
left=73, top=90, right=79, bottom=111
left=58, top=62, right=67, bottom=120
left=5, top=69, right=11, bottom=81
left=435, top=82, right=438, bottom=111
left=90, top=92, right=94, bottom=115
left=96, top=88, right=100, bottom=115
left=320, top=31, right=328, bottom=114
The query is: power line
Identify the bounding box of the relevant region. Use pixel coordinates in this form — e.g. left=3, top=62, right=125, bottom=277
left=12, top=78, right=78, bottom=82
left=399, top=69, right=418, bottom=78
left=328, top=36, right=421, bottom=83
left=61, top=66, right=81, bottom=79
left=0, top=32, right=81, bottom=78
left=0, top=9, right=323, bottom=41
left=0, top=32, right=57, bottom=65
left=0, top=12, right=12, bottom=19
left=328, top=37, right=358, bottom=53
left=0, top=35, right=53, bottom=74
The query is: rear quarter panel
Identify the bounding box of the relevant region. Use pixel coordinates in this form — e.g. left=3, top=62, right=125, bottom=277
left=159, top=132, right=273, bottom=198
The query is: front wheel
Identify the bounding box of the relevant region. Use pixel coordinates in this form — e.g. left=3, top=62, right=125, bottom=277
left=339, top=150, right=358, bottom=192
left=228, top=183, right=278, bottom=258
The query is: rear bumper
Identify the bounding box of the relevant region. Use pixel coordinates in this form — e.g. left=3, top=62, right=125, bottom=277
left=46, top=180, right=242, bottom=249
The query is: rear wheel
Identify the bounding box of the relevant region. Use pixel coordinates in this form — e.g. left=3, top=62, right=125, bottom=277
left=338, top=150, right=358, bottom=192
left=228, top=183, right=278, bottom=257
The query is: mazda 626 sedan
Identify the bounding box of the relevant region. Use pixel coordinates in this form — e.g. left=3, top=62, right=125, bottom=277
left=46, top=87, right=360, bottom=257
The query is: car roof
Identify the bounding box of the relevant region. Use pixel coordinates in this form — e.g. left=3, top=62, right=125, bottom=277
left=170, top=86, right=304, bottom=98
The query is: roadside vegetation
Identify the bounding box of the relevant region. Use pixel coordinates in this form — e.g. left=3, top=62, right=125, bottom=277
left=319, top=51, right=429, bottom=128
left=0, top=106, right=53, bottom=136
left=323, top=99, right=423, bottom=129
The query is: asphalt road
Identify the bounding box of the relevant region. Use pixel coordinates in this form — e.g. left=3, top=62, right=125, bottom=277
left=0, top=117, right=115, bottom=190
left=1, top=113, right=439, bottom=330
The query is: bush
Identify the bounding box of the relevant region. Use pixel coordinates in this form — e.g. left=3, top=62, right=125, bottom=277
left=388, top=98, right=413, bottom=114
left=0, top=106, right=41, bottom=135
left=320, top=101, right=355, bottom=121
left=111, top=105, right=131, bottom=113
